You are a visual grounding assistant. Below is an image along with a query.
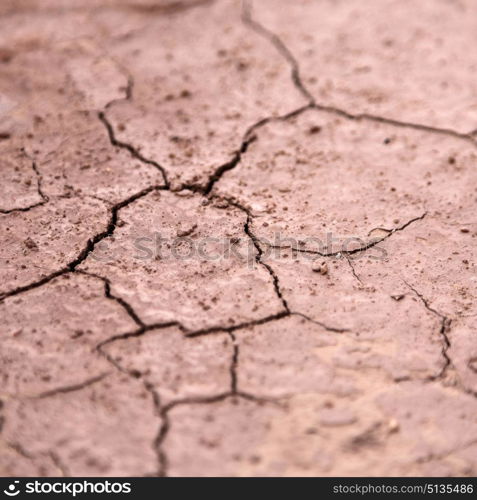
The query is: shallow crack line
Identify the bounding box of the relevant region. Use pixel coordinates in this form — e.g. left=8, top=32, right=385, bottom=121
left=31, top=372, right=110, bottom=400
left=97, top=311, right=288, bottom=343
left=2, top=0, right=215, bottom=16
left=187, top=311, right=290, bottom=339
left=290, top=311, right=348, bottom=333
left=242, top=0, right=314, bottom=105
left=312, top=104, right=477, bottom=146
left=242, top=104, right=312, bottom=143
left=0, top=158, right=49, bottom=214
left=98, top=111, right=170, bottom=188
left=345, top=255, right=364, bottom=286
left=141, top=380, right=166, bottom=477
left=258, top=212, right=427, bottom=258
left=235, top=199, right=290, bottom=312
left=119, top=0, right=216, bottom=15
left=247, top=225, right=290, bottom=312
left=105, top=74, right=134, bottom=110
left=75, top=270, right=145, bottom=328
left=68, top=185, right=163, bottom=269
left=228, top=332, right=239, bottom=394
left=404, top=280, right=452, bottom=381
left=0, top=185, right=163, bottom=302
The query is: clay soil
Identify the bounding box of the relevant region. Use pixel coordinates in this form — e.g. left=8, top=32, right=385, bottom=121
left=1, top=0, right=477, bottom=477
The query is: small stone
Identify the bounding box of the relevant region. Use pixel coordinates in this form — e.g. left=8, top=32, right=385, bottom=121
left=312, top=261, right=328, bottom=275
left=391, top=294, right=405, bottom=301
left=388, top=419, right=400, bottom=433
left=24, top=237, right=38, bottom=251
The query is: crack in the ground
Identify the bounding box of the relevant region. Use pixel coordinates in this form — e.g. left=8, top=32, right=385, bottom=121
left=345, top=255, right=364, bottom=286
left=228, top=331, right=239, bottom=394
left=0, top=156, right=49, bottom=215
left=98, top=112, right=170, bottom=188
left=5, top=0, right=476, bottom=476
left=0, top=185, right=164, bottom=302
left=93, top=1, right=313, bottom=197
left=105, top=74, right=134, bottom=110
left=289, top=311, right=348, bottom=333
left=195, top=104, right=312, bottom=195
left=119, top=0, right=216, bottom=16
left=404, top=281, right=452, bottom=382
left=242, top=0, right=314, bottom=105
left=244, top=0, right=477, bottom=147
left=154, top=390, right=282, bottom=477
left=311, top=103, right=477, bottom=147
left=85, top=260, right=348, bottom=477
left=2, top=437, right=71, bottom=476
left=94, top=316, right=277, bottom=477
left=76, top=270, right=145, bottom=328
left=219, top=196, right=290, bottom=312
left=30, top=373, right=110, bottom=400
left=201, top=135, right=256, bottom=196
left=257, top=212, right=427, bottom=258
left=3, top=1, right=216, bottom=20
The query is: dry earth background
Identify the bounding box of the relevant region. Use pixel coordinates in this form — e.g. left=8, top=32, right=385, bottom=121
left=1, top=0, right=477, bottom=477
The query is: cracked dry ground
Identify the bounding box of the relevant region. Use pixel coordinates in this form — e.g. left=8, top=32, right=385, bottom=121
left=0, top=0, right=477, bottom=478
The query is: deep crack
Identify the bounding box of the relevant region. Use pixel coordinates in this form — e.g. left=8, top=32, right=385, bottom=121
left=0, top=185, right=164, bottom=302
left=98, top=112, right=170, bottom=188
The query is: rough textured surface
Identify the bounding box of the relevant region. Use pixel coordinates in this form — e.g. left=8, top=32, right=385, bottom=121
left=104, top=326, right=232, bottom=405
left=1, top=0, right=476, bottom=478
left=0, top=273, right=135, bottom=398
left=162, top=385, right=477, bottom=477
left=0, top=197, right=109, bottom=296
left=0, top=149, right=44, bottom=213
left=251, top=0, right=477, bottom=132
left=1, top=374, right=159, bottom=477
left=80, top=190, right=283, bottom=329
left=101, top=0, right=306, bottom=189
left=214, top=108, right=476, bottom=253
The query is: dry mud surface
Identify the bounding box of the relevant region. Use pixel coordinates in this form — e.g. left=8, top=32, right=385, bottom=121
left=1, top=0, right=477, bottom=477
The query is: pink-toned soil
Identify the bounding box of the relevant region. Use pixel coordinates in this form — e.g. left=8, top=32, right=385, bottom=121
left=1, top=0, right=477, bottom=477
